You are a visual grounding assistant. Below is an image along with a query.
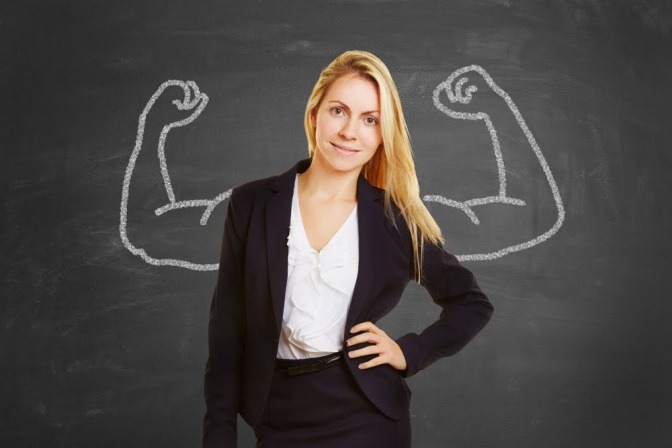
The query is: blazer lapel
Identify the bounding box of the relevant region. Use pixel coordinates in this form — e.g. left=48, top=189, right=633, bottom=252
left=265, top=159, right=307, bottom=334
left=343, top=171, right=387, bottom=334
left=265, top=158, right=387, bottom=338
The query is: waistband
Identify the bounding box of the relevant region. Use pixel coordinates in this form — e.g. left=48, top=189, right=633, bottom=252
left=275, top=351, right=343, bottom=375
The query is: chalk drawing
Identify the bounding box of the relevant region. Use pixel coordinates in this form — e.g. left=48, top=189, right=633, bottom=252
left=121, top=68, right=564, bottom=270
left=119, top=80, right=230, bottom=271
left=430, top=65, right=565, bottom=261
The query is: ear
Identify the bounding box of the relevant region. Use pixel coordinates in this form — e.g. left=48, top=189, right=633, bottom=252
left=309, top=108, right=317, bottom=127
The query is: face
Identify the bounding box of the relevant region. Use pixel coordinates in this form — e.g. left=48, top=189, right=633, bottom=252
left=310, top=73, right=383, bottom=175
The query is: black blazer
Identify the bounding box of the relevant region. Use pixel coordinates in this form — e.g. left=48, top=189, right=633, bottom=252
left=203, top=158, right=493, bottom=447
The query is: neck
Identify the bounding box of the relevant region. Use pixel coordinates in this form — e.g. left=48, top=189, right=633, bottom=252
left=299, top=154, right=360, bottom=202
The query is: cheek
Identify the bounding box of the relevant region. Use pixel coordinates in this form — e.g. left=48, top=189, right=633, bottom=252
left=365, top=128, right=383, bottom=149
left=316, top=116, right=335, bottom=137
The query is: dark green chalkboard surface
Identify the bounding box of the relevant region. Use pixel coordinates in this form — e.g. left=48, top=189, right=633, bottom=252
left=3, top=1, right=671, bottom=446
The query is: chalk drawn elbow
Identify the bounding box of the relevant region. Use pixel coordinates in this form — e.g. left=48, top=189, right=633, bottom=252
left=423, top=194, right=527, bottom=226
left=423, top=194, right=481, bottom=225
left=153, top=189, right=232, bottom=226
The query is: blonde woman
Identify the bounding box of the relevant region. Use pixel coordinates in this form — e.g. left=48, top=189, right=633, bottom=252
left=203, top=50, right=494, bottom=448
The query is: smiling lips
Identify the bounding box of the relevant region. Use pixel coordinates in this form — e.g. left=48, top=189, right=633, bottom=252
left=332, top=142, right=359, bottom=154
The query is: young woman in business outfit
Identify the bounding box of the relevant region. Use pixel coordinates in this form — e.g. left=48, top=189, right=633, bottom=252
left=203, top=50, right=494, bottom=448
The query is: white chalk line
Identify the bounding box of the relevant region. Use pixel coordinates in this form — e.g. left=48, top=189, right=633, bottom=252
left=119, top=79, right=231, bottom=271
left=430, top=65, right=565, bottom=261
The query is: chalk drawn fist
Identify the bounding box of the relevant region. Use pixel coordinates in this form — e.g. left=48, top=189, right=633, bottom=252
left=433, top=65, right=506, bottom=119
left=146, top=80, right=209, bottom=126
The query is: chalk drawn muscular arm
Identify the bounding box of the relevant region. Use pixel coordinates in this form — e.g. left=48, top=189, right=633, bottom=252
left=430, top=66, right=565, bottom=261
left=119, top=80, right=229, bottom=271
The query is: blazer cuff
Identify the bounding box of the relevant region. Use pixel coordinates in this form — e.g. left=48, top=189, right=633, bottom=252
left=395, top=333, right=424, bottom=378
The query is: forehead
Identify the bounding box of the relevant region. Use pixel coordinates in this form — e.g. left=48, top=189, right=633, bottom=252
left=325, top=73, right=380, bottom=109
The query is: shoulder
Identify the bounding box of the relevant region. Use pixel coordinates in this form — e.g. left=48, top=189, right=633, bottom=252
left=380, top=196, right=413, bottom=249
left=230, top=161, right=293, bottom=206
left=230, top=175, right=273, bottom=205
left=382, top=196, right=445, bottom=257
left=223, top=171, right=280, bottom=231
left=229, top=159, right=303, bottom=205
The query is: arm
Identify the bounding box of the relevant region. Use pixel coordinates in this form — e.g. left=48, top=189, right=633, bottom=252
left=429, top=66, right=565, bottom=259
left=202, top=190, right=246, bottom=448
left=120, top=80, right=228, bottom=272
left=395, top=239, right=494, bottom=378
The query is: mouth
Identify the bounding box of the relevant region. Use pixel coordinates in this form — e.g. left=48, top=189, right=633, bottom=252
left=331, top=142, right=360, bottom=153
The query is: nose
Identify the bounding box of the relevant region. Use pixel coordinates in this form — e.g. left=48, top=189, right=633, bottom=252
left=339, top=118, right=358, bottom=140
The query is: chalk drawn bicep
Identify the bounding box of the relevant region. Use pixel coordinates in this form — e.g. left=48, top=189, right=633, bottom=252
left=120, top=79, right=228, bottom=272
left=428, top=65, right=565, bottom=261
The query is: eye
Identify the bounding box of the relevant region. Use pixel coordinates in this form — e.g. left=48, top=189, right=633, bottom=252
left=331, top=107, right=344, bottom=115
left=365, top=116, right=378, bottom=125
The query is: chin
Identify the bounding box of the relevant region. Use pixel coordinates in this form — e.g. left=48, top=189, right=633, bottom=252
left=327, top=158, right=365, bottom=174
left=315, top=147, right=366, bottom=173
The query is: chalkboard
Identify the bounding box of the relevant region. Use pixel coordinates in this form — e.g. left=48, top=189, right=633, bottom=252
left=3, top=1, right=672, bottom=446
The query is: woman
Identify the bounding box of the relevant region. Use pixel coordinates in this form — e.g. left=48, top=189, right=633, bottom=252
left=203, top=50, right=494, bottom=448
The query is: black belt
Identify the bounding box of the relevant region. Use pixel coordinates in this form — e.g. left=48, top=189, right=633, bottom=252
left=275, top=352, right=343, bottom=376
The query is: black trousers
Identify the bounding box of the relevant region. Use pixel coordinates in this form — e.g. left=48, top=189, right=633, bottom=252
left=253, top=353, right=412, bottom=448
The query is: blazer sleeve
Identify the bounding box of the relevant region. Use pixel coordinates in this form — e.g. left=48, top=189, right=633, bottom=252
left=395, top=238, right=494, bottom=378
left=203, top=189, right=246, bottom=448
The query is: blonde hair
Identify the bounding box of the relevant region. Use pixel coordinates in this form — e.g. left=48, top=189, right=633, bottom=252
left=303, top=50, right=445, bottom=284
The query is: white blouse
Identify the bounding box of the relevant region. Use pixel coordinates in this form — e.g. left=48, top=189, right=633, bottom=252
left=276, top=173, right=360, bottom=359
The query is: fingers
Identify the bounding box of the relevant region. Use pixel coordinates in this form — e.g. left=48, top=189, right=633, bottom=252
left=347, top=341, right=384, bottom=359
left=349, top=321, right=382, bottom=335
left=351, top=350, right=391, bottom=370
left=346, top=322, right=406, bottom=371
left=347, top=324, right=385, bottom=347
left=347, top=341, right=391, bottom=370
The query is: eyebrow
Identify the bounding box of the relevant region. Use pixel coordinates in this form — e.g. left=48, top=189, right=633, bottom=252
left=328, top=100, right=379, bottom=115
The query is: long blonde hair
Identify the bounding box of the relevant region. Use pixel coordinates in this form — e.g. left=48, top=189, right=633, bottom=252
left=303, top=50, right=444, bottom=284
